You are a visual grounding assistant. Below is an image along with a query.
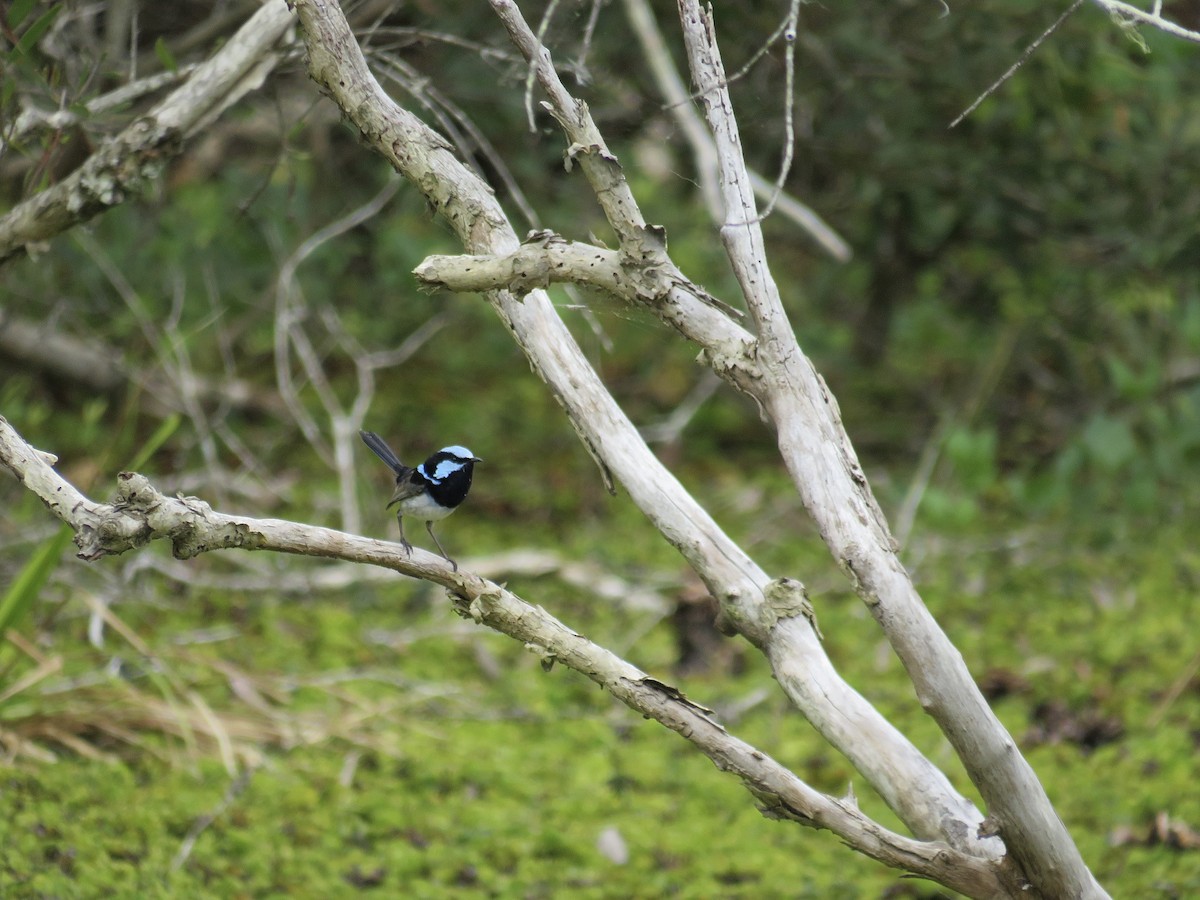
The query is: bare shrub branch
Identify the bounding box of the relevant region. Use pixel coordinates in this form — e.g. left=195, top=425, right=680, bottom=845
left=292, top=0, right=1001, bottom=860
left=675, top=2, right=1104, bottom=895
left=0, top=415, right=1003, bottom=899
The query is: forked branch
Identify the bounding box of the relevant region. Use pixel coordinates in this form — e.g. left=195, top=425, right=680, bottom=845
left=675, top=2, right=1105, bottom=895
left=291, top=0, right=1000, bottom=863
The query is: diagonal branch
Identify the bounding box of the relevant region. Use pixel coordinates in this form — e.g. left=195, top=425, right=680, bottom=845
left=0, top=415, right=1003, bottom=899
left=1, top=65, right=199, bottom=155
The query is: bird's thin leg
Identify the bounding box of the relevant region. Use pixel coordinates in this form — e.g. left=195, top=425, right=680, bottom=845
left=426, top=521, right=457, bottom=572
left=396, top=514, right=413, bottom=555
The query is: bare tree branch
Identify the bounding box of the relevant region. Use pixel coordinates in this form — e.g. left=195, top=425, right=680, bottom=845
left=620, top=0, right=851, bottom=260
left=950, top=0, right=1085, bottom=129
left=272, top=177, right=406, bottom=531
left=1091, top=0, right=1200, bottom=42
left=290, top=0, right=1003, bottom=860
left=953, top=0, right=1200, bottom=129
left=0, top=306, right=285, bottom=420
left=675, top=2, right=1106, bottom=896
left=1, top=66, right=199, bottom=156
left=0, top=414, right=1004, bottom=900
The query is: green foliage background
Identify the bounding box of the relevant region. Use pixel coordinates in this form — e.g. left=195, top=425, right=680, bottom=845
left=1, top=0, right=1199, bottom=896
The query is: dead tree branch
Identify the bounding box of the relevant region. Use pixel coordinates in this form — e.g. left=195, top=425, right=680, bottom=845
left=1091, top=0, right=1200, bottom=42
left=675, top=2, right=1106, bottom=895
left=618, top=0, right=850, bottom=260
left=0, top=414, right=1003, bottom=899
left=292, top=0, right=1001, bottom=862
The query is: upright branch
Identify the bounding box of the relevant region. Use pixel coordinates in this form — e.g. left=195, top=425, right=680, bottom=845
left=617, top=0, right=852, bottom=260
left=675, top=1, right=1106, bottom=896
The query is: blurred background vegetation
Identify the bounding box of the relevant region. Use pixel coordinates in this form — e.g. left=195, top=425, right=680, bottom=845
left=1, top=0, right=1199, bottom=896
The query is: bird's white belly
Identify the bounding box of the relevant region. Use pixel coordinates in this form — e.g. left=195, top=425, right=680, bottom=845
left=395, top=491, right=455, bottom=521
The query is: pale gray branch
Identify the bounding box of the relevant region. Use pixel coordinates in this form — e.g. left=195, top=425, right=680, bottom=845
left=621, top=0, right=852, bottom=260
left=1091, top=0, right=1200, bottom=42
left=676, top=2, right=1105, bottom=896
left=293, top=0, right=999, bottom=860
left=0, top=414, right=1003, bottom=899
left=414, top=233, right=630, bottom=297
left=271, top=177, right=403, bottom=530
left=1, top=65, right=198, bottom=155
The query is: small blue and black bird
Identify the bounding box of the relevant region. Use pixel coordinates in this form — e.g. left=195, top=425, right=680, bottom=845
left=359, top=430, right=480, bottom=571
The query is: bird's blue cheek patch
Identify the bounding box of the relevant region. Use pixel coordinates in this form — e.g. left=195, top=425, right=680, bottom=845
left=434, top=460, right=466, bottom=481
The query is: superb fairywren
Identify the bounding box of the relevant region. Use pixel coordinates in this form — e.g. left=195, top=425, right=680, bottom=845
left=360, top=430, right=480, bottom=571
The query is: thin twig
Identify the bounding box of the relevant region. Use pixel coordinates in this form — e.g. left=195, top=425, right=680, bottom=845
left=639, top=369, right=723, bottom=445
left=371, top=51, right=542, bottom=227
left=572, top=0, right=605, bottom=82
left=950, top=0, right=1085, bottom=129
left=754, top=0, right=801, bottom=224
left=1147, top=650, right=1200, bottom=727
left=620, top=0, right=850, bottom=259
left=524, top=0, right=562, bottom=131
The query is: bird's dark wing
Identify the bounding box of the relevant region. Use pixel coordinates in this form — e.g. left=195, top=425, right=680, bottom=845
left=386, top=469, right=430, bottom=509
left=360, top=431, right=406, bottom=475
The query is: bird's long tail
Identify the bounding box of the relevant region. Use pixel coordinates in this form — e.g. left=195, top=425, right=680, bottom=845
left=359, top=430, right=406, bottom=474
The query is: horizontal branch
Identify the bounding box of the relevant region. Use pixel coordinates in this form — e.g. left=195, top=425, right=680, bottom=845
left=415, top=232, right=766, bottom=388
left=0, top=414, right=1002, bottom=898
left=414, top=231, right=633, bottom=298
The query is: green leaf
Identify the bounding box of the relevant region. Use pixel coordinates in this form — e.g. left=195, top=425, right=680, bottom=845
left=127, top=413, right=182, bottom=471
left=0, top=525, right=73, bottom=668
left=154, top=36, right=178, bottom=73
left=14, top=4, right=61, bottom=55
left=6, top=0, right=37, bottom=29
